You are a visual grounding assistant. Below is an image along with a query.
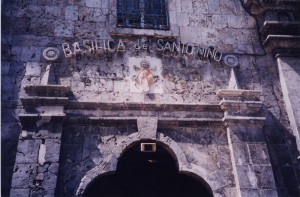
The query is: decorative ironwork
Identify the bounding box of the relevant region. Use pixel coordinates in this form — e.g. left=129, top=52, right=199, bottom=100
left=117, top=0, right=170, bottom=30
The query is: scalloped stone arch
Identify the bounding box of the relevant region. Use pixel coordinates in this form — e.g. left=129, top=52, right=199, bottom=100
left=76, top=132, right=218, bottom=196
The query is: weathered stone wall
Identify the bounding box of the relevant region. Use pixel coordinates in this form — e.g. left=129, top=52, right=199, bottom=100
left=1, top=0, right=299, bottom=196
left=57, top=125, right=137, bottom=196
left=56, top=123, right=233, bottom=196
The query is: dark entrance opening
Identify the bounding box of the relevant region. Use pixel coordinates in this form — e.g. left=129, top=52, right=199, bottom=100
left=83, top=140, right=213, bottom=197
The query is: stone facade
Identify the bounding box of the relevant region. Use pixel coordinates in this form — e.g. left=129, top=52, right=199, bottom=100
left=1, top=0, right=300, bottom=196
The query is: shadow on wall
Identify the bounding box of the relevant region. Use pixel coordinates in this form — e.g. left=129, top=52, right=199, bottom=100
left=263, top=111, right=300, bottom=197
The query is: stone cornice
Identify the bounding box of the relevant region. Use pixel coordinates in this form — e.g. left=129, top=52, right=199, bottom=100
left=263, top=35, right=300, bottom=52
left=243, top=0, right=300, bottom=15
left=217, top=89, right=261, bottom=99
left=64, top=116, right=223, bottom=127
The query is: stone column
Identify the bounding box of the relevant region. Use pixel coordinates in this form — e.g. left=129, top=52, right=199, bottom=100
left=10, top=85, right=70, bottom=197
left=218, top=89, right=278, bottom=196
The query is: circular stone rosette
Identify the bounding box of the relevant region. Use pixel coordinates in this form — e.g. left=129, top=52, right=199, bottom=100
left=43, top=47, right=60, bottom=61
left=223, top=54, right=239, bottom=68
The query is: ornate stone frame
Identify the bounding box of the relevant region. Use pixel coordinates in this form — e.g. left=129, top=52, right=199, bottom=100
left=76, top=132, right=217, bottom=196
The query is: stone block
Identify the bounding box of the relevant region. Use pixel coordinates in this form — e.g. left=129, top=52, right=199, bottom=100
left=86, top=0, right=101, bottom=8
left=54, top=20, right=74, bottom=38
left=11, top=164, right=35, bottom=189
left=236, top=165, right=258, bottom=188
left=2, top=44, right=11, bottom=61
left=10, top=189, right=30, bottom=197
left=181, top=0, right=193, bottom=13
left=1, top=61, right=11, bottom=76
left=137, top=117, right=158, bottom=139
left=30, top=18, right=55, bottom=36
left=222, top=187, right=237, bottom=197
left=113, top=80, right=130, bottom=93
left=65, top=6, right=79, bottom=20
left=11, top=3, right=28, bottom=17
left=248, top=143, right=270, bottom=165
left=208, top=0, right=220, bottom=14
left=21, top=46, right=42, bottom=62
left=246, top=126, right=265, bottom=142
left=10, top=17, right=31, bottom=35
left=11, top=46, right=22, bottom=61
left=42, top=171, right=58, bottom=190
left=212, top=14, right=228, bottom=28
left=252, top=166, right=276, bottom=189
left=25, top=62, right=42, bottom=76
left=177, top=13, right=189, bottom=27
left=82, top=134, right=102, bottom=161
left=260, top=189, right=279, bottom=197
left=219, top=0, right=239, bottom=15
left=10, top=62, right=26, bottom=77
left=240, top=189, right=259, bottom=196
left=189, top=14, right=208, bottom=27
left=193, top=0, right=208, bottom=14
left=231, top=142, right=250, bottom=165
left=227, top=14, right=248, bottom=29
left=75, top=21, right=97, bottom=38
left=200, top=27, right=219, bottom=45
left=169, top=10, right=177, bottom=25
left=60, top=144, right=83, bottom=164
left=98, top=79, right=114, bottom=92
left=45, top=139, right=61, bottom=163
left=45, top=6, right=63, bottom=19
left=96, top=22, right=110, bottom=38
left=247, top=15, right=257, bottom=29
left=27, top=5, right=45, bottom=18
left=234, top=43, right=254, bottom=54
left=79, top=7, right=94, bottom=21
left=217, top=146, right=232, bottom=169
left=175, top=0, right=181, bottom=12
left=94, top=8, right=107, bottom=22
left=169, top=0, right=176, bottom=11
left=180, top=27, right=202, bottom=43
left=211, top=167, right=235, bottom=189
left=16, top=139, right=40, bottom=163
left=62, top=126, right=85, bottom=144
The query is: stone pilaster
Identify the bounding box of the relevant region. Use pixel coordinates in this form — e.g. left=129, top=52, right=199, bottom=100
left=218, top=89, right=278, bottom=197
left=10, top=85, right=70, bottom=197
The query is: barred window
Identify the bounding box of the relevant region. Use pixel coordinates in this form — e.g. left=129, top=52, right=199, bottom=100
left=117, top=0, right=170, bottom=30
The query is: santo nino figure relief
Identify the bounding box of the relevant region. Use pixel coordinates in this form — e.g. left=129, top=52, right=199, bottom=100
left=133, top=60, right=159, bottom=93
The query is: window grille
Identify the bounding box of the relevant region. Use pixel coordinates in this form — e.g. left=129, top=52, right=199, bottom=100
left=117, top=0, right=170, bottom=30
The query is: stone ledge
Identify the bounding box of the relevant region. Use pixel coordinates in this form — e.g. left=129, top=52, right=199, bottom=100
left=66, top=101, right=222, bottom=112
left=263, top=35, right=300, bottom=52
left=24, top=85, right=71, bottom=97
left=65, top=116, right=223, bottom=127
left=217, top=89, right=261, bottom=99
left=18, top=113, right=66, bottom=124
left=220, top=100, right=263, bottom=112
left=223, top=116, right=266, bottom=126
left=243, top=0, right=300, bottom=15
left=21, top=97, right=69, bottom=107
left=260, top=21, right=300, bottom=39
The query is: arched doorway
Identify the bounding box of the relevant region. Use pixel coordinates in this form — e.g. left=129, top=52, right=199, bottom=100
left=83, top=140, right=213, bottom=197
